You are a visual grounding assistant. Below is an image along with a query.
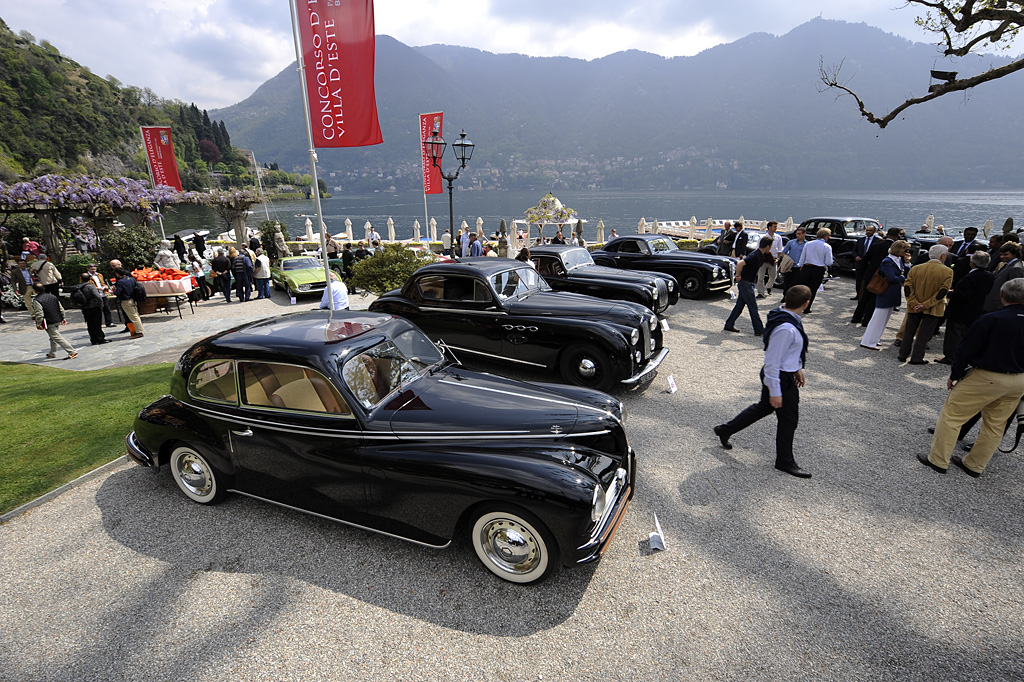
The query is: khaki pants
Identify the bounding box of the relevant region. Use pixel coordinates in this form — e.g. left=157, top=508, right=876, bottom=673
left=756, top=260, right=778, bottom=296
left=122, top=298, right=144, bottom=335
left=44, top=324, right=76, bottom=355
left=928, top=368, right=1024, bottom=473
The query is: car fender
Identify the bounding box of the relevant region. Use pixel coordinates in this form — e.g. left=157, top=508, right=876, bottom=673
left=133, top=395, right=234, bottom=475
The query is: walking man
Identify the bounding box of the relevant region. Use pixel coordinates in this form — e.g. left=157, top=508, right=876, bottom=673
left=724, top=237, right=772, bottom=336
left=898, top=244, right=953, bottom=365
left=756, top=220, right=783, bottom=298
left=30, top=284, right=78, bottom=360
left=714, top=285, right=814, bottom=479
left=918, top=278, right=1024, bottom=477
left=29, top=255, right=63, bottom=297
left=113, top=267, right=145, bottom=338
left=796, top=228, right=834, bottom=314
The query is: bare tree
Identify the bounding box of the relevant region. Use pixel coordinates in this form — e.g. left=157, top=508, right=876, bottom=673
left=820, top=1, right=1024, bottom=128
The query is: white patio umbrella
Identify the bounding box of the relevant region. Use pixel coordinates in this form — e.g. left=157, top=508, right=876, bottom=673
left=596, top=219, right=605, bottom=243
left=785, top=217, right=793, bottom=230
left=638, top=217, right=647, bottom=234
left=476, top=217, right=484, bottom=238
left=982, top=218, right=995, bottom=236
left=304, top=217, right=314, bottom=242
left=925, top=214, right=934, bottom=231
left=429, top=218, right=438, bottom=243
left=387, top=216, right=396, bottom=242
left=364, top=221, right=372, bottom=241
left=413, top=220, right=422, bottom=241
left=344, top=218, right=352, bottom=239
left=652, top=218, right=660, bottom=235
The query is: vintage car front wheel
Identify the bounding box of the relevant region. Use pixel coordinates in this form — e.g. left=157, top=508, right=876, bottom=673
left=170, top=445, right=224, bottom=505
left=560, top=343, right=614, bottom=391
left=678, top=272, right=706, bottom=299
left=471, top=507, right=556, bottom=584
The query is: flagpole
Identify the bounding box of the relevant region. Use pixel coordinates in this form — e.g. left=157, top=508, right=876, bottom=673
left=288, top=0, right=334, bottom=310
left=139, top=126, right=167, bottom=241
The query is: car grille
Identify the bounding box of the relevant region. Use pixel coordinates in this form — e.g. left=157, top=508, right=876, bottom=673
left=640, top=322, right=652, bottom=361
left=656, top=281, right=668, bottom=309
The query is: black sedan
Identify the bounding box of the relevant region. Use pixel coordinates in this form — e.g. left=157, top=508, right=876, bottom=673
left=125, top=310, right=635, bottom=585
left=530, top=245, right=679, bottom=314
left=590, top=234, right=735, bottom=299
left=368, top=258, right=667, bottom=392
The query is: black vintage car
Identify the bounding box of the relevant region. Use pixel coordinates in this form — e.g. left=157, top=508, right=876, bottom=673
left=530, top=245, right=679, bottom=314
left=126, top=311, right=635, bottom=585
left=784, top=217, right=884, bottom=272
left=590, top=234, right=735, bottom=299
left=368, top=258, right=667, bottom=392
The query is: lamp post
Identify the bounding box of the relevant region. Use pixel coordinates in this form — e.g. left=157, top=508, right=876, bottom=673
left=425, top=129, right=474, bottom=255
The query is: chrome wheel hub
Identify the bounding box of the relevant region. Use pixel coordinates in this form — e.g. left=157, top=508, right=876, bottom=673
left=577, top=358, right=597, bottom=378
left=177, top=454, right=211, bottom=496
left=480, top=519, right=539, bottom=574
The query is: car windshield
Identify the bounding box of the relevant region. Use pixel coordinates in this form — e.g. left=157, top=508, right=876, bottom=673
left=562, top=248, right=595, bottom=270
left=283, top=258, right=321, bottom=270
left=341, top=329, right=443, bottom=409
left=490, top=266, right=549, bottom=299
left=649, top=238, right=679, bottom=253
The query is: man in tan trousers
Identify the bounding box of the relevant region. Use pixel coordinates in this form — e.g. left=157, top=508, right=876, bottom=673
left=918, top=278, right=1024, bottom=478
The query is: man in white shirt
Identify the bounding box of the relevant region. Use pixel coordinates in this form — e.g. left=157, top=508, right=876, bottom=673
left=756, top=220, right=784, bottom=298
left=441, top=229, right=452, bottom=257
left=796, top=227, right=834, bottom=314
left=319, top=272, right=350, bottom=310
left=368, top=227, right=382, bottom=244
left=714, top=285, right=814, bottom=478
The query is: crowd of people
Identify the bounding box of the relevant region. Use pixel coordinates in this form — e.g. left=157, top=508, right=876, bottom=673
left=715, top=220, right=1024, bottom=481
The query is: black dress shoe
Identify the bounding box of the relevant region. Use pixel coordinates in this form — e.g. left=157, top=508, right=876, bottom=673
left=927, top=427, right=935, bottom=434
left=951, top=455, right=981, bottom=478
left=893, top=340, right=901, bottom=347
left=909, top=359, right=929, bottom=366
left=724, top=326, right=740, bottom=333
left=105, top=323, right=115, bottom=328
left=713, top=425, right=733, bottom=450
left=916, top=452, right=947, bottom=474
left=775, top=462, right=812, bottom=478
left=934, top=357, right=952, bottom=365
left=754, top=330, right=763, bottom=336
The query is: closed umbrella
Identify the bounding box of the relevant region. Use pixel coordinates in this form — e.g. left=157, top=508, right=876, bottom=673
left=364, top=221, right=372, bottom=241
left=652, top=218, right=660, bottom=235
left=304, top=217, right=314, bottom=242
left=596, top=219, right=605, bottom=243
left=344, top=217, right=352, bottom=239
left=704, top=217, right=713, bottom=239
left=925, top=214, right=934, bottom=231
left=982, top=218, right=995, bottom=236
left=476, top=217, right=484, bottom=238
left=785, top=216, right=793, bottom=230
left=429, top=218, right=438, bottom=243
left=413, top=220, right=422, bottom=241
left=638, top=217, right=647, bottom=234
left=387, top=216, right=396, bottom=242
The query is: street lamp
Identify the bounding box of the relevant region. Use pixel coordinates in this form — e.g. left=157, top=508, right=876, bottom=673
left=426, top=129, right=474, bottom=254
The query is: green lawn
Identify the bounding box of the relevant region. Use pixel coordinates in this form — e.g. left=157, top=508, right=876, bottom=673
left=0, top=361, right=174, bottom=515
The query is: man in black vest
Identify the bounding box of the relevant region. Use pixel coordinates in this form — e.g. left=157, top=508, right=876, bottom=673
left=714, top=285, right=814, bottom=479
left=851, top=223, right=878, bottom=300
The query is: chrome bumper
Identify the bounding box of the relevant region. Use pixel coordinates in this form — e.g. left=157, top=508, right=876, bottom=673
left=125, top=431, right=158, bottom=469
left=621, top=347, right=669, bottom=385
left=576, top=447, right=636, bottom=564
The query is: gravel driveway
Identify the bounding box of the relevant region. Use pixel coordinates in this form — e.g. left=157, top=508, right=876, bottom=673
left=1, top=275, right=1021, bottom=681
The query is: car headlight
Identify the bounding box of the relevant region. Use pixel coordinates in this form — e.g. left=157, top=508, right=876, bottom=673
left=648, top=315, right=657, bottom=331
left=630, top=328, right=639, bottom=345
left=591, top=484, right=607, bottom=523
left=618, top=400, right=628, bottom=423
left=649, top=284, right=659, bottom=298
left=668, top=280, right=675, bottom=291
left=298, top=283, right=310, bottom=292
left=634, top=350, right=642, bottom=363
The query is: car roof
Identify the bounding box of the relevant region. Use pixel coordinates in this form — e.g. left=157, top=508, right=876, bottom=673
left=530, top=245, right=588, bottom=255
left=200, top=310, right=403, bottom=354
left=800, top=217, right=880, bottom=223
left=416, top=258, right=526, bottom=277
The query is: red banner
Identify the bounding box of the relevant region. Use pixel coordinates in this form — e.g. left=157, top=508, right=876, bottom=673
left=140, top=126, right=183, bottom=191
left=297, top=0, right=382, bottom=148
left=420, top=112, right=443, bottom=195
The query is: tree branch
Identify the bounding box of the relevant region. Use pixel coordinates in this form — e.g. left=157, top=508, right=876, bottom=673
left=819, top=56, right=1024, bottom=128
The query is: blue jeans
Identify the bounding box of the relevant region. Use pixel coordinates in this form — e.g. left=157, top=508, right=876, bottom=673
left=725, top=281, right=764, bottom=333
left=255, top=278, right=271, bottom=299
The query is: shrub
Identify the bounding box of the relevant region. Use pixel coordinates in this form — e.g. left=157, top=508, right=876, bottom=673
left=102, top=223, right=159, bottom=271
left=349, top=243, right=429, bottom=295
left=56, top=253, right=97, bottom=284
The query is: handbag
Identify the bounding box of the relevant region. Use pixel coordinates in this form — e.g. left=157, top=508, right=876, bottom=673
left=866, top=270, right=889, bottom=295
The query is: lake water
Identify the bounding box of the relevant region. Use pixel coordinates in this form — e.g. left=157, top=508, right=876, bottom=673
left=160, top=189, right=1024, bottom=243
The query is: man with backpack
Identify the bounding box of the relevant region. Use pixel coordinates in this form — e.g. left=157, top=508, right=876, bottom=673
left=113, top=267, right=145, bottom=338
left=71, top=273, right=107, bottom=345
left=30, top=283, right=78, bottom=359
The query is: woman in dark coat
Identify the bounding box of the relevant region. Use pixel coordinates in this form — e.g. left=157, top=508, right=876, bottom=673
left=79, top=272, right=107, bottom=344
left=860, top=240, right=912, bottom=350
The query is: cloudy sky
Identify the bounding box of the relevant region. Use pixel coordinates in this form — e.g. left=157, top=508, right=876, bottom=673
left=4, top=1, right=941, bottom=110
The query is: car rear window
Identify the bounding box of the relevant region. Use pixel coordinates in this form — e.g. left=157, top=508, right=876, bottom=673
left=188, top=360, right=237, bottom=404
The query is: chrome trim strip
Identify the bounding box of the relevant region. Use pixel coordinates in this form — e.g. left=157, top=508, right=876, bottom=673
left=437, top=379, right=613, bottom=416
left=447, top=345, right=547, bottom=367
left=227, top=490, right=451, bottom=549
left=420, top=307, right=507, bottom=317
left=620, top=347, right=670, bottom=385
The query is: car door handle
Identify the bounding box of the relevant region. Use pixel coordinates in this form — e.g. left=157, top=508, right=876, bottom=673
left=231, top=428, right=253, bottom=437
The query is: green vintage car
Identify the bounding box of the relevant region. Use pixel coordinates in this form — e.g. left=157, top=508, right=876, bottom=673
left=271, top=256, right=329, bottom=296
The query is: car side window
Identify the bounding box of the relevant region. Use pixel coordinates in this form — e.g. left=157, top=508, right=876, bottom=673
left=416, top=275, right=488, bottom=303
left=619, top=240, right=642, bottom=254
left=535, top=256, right=561, bottom=277
left=188, top=360, right=237, bottom=404
left=239, top=361, right=351, bottom=416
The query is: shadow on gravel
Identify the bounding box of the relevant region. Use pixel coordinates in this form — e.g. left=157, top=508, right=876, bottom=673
left=95, top=467, right=593, bottom=638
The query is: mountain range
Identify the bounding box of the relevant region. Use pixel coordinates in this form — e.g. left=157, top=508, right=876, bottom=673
left=215, top=17, right=1024, bottom=191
